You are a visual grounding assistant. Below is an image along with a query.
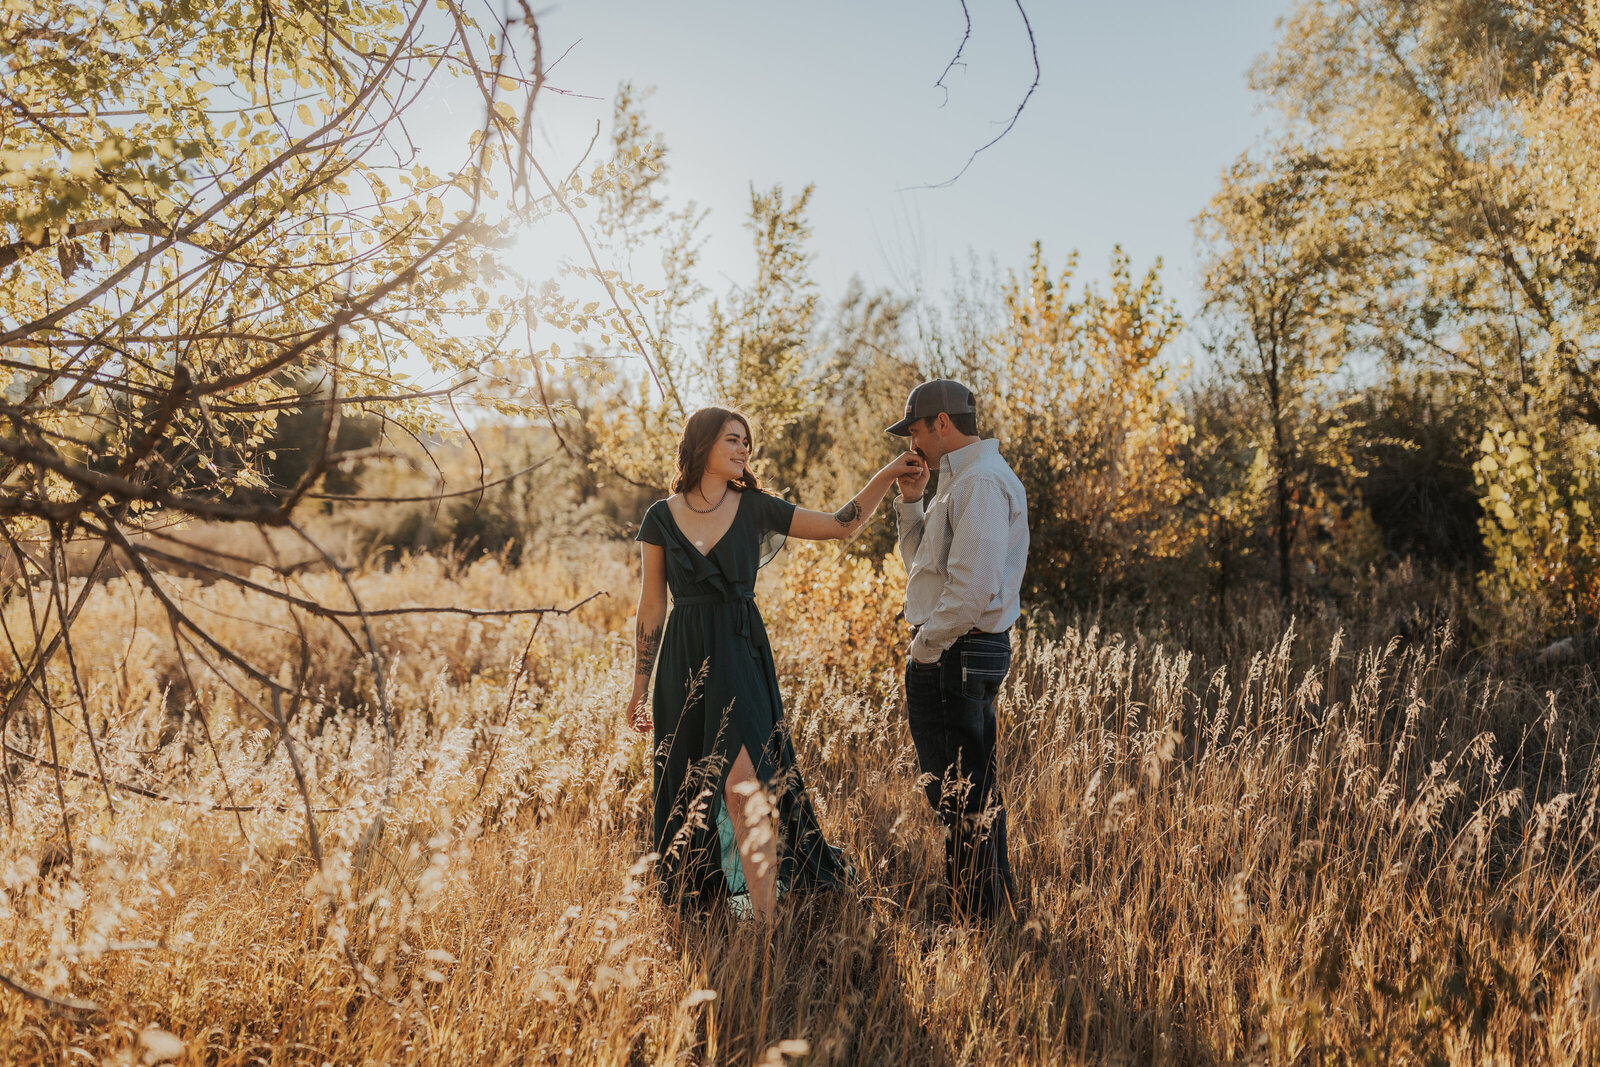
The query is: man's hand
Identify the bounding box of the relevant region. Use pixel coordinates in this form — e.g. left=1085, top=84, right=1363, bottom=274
left=909, top=634, right=941, bottom=665
left=896, top=451, right=930, bottom=502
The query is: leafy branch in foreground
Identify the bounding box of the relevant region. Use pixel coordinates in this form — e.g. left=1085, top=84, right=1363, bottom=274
left=0, top=0, right=636, bottom=982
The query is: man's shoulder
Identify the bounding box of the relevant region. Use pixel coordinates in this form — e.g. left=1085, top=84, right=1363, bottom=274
left=950, top=467, right=1026, bottom=514
left=969, top=448, right=1025, bottom=493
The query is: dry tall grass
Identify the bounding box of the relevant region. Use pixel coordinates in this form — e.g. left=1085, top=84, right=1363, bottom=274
left=1, top=541, right=1598, bottom=1064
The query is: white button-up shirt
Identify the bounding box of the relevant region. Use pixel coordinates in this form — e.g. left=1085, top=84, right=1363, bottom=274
left=896, top=438, right=1029, bottom=663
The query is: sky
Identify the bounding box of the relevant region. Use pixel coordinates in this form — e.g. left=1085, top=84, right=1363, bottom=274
left=519, top=0, right=1296, bottom=326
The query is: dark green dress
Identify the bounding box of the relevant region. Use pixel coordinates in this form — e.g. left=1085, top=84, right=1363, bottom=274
left=636, top=489, right=852, bottom=912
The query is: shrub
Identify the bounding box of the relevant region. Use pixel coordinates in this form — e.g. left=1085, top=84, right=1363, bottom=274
left=1474, top=422, right=1600, bottom=638
left=990, top=245, right=1196, bottom=607
left=766, top=540, right=907, bottom=686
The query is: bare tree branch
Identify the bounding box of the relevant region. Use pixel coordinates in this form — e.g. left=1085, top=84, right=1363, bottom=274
left=0, top=969, right=98, bottom=1017
left=909, top=0, right=1040, bottom=191
left=935, top=0, right=973, bottom=106
left=0, top=740, right=347, bottom=813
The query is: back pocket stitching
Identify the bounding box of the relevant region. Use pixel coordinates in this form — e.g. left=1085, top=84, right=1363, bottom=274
left=959, top=651, right=1007, bottom=696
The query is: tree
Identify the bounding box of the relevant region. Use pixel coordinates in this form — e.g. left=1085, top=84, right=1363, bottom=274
left=580, top=128, right=826, bottom=497
left=785, top=280, right=922, bottom=557
left=0, top=0, right=640, bottom=949
left=697, top=184, right=822, bottom=489
left=990, top=244, right=1193, bottom=606
left=1241, top=0, right=1600, bottom=631
left=1474, top=422, right=1600, bottom=631
left=1262, top=0, right=1591, bottom=407
left=1199, top=151, right=1377, bottom=604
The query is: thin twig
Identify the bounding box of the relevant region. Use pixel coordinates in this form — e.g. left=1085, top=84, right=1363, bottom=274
left=908, top=0, right=1040, bottom=190
left=473, top=615, right=544, bottom=802
left=284, top=521, right=390, bottom=875
left=307, top=453, right=556, bottom=503
left=0, top=741, right=348, bottom=813
left=19, top=941, right=164, bottom=973
left=0, top=969, right=98, bottom=1016
left=81, top=519, right=604, bottom=620
left=48, top=526, right=116, bottom=815
left=935, top=0, right=973, bottom=105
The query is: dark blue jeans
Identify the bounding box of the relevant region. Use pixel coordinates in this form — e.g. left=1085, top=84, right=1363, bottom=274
left=904, top=630, right=1017, bottom=917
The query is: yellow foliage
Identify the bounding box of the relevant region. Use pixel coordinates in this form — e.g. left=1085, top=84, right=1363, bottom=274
left=992, top=245, right=1196, bottom=602
left=1474, top=423, right=1600, bottom=628
left=766, top=539, right=907, bottom=683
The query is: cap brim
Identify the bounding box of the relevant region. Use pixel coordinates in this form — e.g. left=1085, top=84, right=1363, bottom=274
left=884, top=417, right=914, bottom=436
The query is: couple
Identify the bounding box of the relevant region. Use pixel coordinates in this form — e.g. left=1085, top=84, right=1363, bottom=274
left=624, top=379, right=1030, bottom=924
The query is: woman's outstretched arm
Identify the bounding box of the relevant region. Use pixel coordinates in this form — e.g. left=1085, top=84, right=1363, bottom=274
left=624, top=541, right=668, bottom=734
left=788, top=452, right=925, bottom=542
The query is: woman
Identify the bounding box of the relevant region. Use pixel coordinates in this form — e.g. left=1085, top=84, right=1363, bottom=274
left=625, top=407, right=922, bottom=921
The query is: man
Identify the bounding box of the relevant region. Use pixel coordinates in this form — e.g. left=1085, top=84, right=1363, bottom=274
left=887, top=379, right=1029, bottom=920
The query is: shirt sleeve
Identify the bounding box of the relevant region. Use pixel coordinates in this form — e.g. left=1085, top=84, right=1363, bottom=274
left=635, top=501, right=665, bottom=546
left=895, top=498, right=925, bottom=566
left=910, top=477, right=1009, bottom=663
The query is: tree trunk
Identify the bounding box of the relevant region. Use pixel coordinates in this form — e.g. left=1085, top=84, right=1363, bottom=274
left=1275, top=467, right=1292, bottom=605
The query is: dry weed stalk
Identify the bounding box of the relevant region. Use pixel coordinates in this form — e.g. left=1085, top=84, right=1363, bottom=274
left=0, top=542, right=1595, bottom=1063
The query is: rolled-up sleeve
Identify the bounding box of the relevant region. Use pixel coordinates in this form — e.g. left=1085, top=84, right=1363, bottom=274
left=910, top=478, right=1008, bottom=663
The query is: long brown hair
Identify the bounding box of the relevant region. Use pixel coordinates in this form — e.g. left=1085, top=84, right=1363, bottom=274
left=671, top=407, right=763, bottom=496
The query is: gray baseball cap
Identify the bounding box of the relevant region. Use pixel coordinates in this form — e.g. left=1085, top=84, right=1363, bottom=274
left=886, top=379, right=977, bottom=436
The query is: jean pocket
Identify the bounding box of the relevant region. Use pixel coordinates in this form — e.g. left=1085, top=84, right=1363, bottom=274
left=957, top=648, right=1009, bottom=700
left=907, top=657, right=941, bottom=685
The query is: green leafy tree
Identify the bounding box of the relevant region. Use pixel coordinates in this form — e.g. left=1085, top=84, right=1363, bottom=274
left=1253, top=0, right=1588, bottom=417
left=579, top=96, right=825, bottom=498
left=696, top=184, right=821, bottom=489
left=791, top=282, right=921, bottom=537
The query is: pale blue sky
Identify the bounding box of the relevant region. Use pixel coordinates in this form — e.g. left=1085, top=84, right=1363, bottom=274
left=523, top=0, right=1293, bottom=323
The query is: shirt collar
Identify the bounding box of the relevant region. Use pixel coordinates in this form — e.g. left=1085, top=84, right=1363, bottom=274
left=939, top=438, right=997, bottom=479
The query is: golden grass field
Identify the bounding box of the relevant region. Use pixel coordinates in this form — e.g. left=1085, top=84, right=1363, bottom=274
left=2, top=536, right=1599, bottom=1065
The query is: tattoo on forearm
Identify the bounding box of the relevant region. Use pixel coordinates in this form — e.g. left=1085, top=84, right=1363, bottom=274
left=635, top=624, right=662, bottom=677
left=834, top=499, right=863, bottom=528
